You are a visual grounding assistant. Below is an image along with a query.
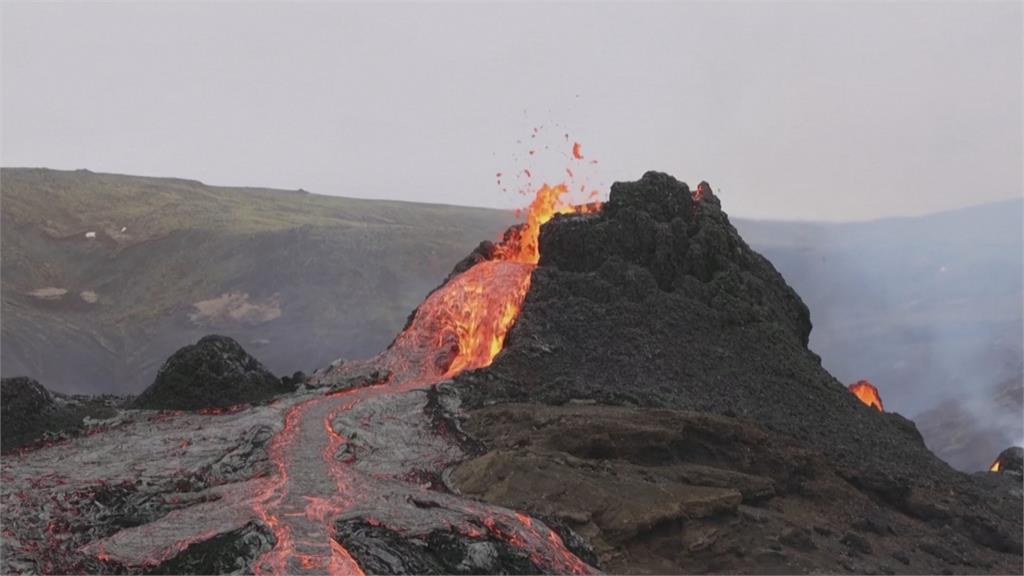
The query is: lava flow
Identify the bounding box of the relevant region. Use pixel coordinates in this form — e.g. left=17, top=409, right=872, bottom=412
left=0, top=145, right=602, bottom=575
left=990, top=459, right=1002, bottom=473
left=244, top=173, right=600, bottom=575
left=848, top=380, right=885, bottom=412
left=382, top=181, right=599, bottom=383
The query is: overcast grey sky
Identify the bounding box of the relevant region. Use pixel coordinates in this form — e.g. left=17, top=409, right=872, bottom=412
left=2, top=1, right=1021, bottom=221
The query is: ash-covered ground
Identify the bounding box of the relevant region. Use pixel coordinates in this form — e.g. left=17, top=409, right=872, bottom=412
left=1, top=172, right=1021, bottom=575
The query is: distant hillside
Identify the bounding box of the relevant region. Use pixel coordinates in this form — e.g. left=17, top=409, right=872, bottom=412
left=2, top=168, right=1020, bottom=470
left=1, top=168, right=513, bottom=394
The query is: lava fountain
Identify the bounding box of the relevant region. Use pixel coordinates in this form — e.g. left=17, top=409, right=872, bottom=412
left=382, top=182, right=598, bottom=383
left=848, top=380, right=885, bottom=412
left=16, top=145, right=605, bottom=575
left=247, top=177, right=600, bottom=575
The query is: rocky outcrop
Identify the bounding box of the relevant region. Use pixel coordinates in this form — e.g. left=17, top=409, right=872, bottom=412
left=132, top=335, right=291, bottom=410
left=455, top=173, right=937, bottom=482
left=991, top=446, right=1024, bottom=475
left=449, top=172, right=1024, bottom=573
left=1, top=377, right=54, bottom=452
left=335, top=518, right=548, bottom=575
left=447, top=402, right=1023, bottom=573
left=0, top=377, right=119, bottom=453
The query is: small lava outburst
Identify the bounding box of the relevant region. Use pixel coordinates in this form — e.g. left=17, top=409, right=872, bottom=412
left=245, top=143, right=601, bottom=575
left=848, top=380, right=885, bottom=412
left=3, top=143, right=602, bottom=576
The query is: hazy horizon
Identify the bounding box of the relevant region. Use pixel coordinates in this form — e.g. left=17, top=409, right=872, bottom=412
left=2, top=1, right=1021, bottom=221
left=3, top=164, right=1021, bottom=226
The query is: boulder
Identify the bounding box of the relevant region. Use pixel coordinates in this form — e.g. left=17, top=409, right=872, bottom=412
left=0, top=376, right=118, bottom=453
left=132, top=335, right=291, bottom=410
left=992, top=446, right=1024, bottom=474
left=1, top=377, right=55, bottom=452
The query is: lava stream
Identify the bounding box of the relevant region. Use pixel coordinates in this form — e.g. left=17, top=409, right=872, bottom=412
left=246, top=179, right=599, bottom=574
left=250, top=395, right=365, bottom=576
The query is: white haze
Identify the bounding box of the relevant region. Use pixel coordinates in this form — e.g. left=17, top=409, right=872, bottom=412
left=2, top=1, right=1021, bottom=221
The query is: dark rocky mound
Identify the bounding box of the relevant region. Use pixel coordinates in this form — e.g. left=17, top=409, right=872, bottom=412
left=1, top=377, right=119, bottom=453
left=454, top=172, right=958, bottom=483
left=335, top=518, right=545, bottom=575
left=992, top=446, right=1024, bottom=475
left=447, top=172, right=1023, bottom=573
left=131, top=335, right=291, bottom=410
left=141, top=522, right=274, bottom=575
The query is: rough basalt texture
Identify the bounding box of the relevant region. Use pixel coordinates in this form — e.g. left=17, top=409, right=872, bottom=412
left=993, top=446, right=1024, bottom=475
left=132, top=335, right=291, bottom=410
left=1, top=377, right=55, bottom=453
left=0, top=376, right=119, bottom=453
left=455, top=173, right=924, bottom=480
left=334, top=518, right=544, bottom=575
left=447, top=403, right=1024, bottom=574
left=451, top=172, right=1023, bottom=573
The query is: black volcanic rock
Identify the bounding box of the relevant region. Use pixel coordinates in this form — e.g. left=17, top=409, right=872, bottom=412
left=993, top=446, right=1024, bottom=474
left=140, top=522, right=274, bottom=575
left=456, top=172, right=908, bottom=475
left=1, top=377, right=55, bottom=452
left=335, top=518, right=544, bottom=575
left=0, top=377, right=119, bottom=453
left=131, top=335, right=291, bottom=410
left=450, top=172, right=1023, bottom=573
left=454, top=172, right=940, bottom=481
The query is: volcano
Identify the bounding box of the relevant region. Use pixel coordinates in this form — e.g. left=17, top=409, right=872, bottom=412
left=1, top=172, right=1021, bottom=575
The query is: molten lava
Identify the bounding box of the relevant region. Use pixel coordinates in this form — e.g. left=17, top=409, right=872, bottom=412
left=45, top=143, right=602, bottom=576
left=495, top=183, right=572, bottom=264
left=394, top=179, right=598, bottom=377
left=989, top=459, right=1002, bottom=473
left=243, top=175, right=602, bottom=575
left=848, top=380, right=885, bottom=412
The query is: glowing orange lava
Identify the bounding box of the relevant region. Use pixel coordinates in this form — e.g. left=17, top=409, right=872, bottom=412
left=244, top=144, right=603, bottom=575
left=990, top=459, right=1002, bottom=473
left=848, top=380, right=884, bottom=412
left=384, top=182, right=598, bottom=382
left=433, top=179, right=601, bottom=373
left=495, top=183, right=600, bottom=264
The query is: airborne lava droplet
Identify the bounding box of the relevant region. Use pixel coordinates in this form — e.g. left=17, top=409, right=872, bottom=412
left=572, top=142, right=583, bottom=159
